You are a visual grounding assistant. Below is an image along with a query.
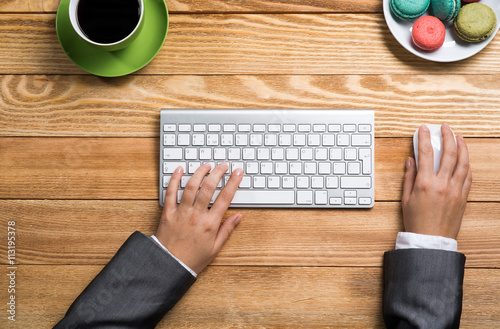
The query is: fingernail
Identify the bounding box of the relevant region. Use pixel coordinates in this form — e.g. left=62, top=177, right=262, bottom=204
left=406, top=157, right=411, bottom=168
left=235, top=214, right=242, bottom=226
left=420, top=125, right=429, bottom=132
left=175, top=166, right=183, bottom=174
left=233, top=168, right=243, bottom=176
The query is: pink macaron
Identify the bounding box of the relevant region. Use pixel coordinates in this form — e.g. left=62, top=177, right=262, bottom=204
left=411, top=16, right=446, bottom=52
left=462, top=0, right=480, bottom=3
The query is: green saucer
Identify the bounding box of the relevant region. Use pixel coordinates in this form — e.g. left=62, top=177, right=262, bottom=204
left=56, top=0, right=168, bottom=77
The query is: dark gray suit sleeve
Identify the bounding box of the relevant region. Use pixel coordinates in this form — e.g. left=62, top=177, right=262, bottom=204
left=54, top=231, right=197, bottom=329
left=383, top=249, right=466, bottom=329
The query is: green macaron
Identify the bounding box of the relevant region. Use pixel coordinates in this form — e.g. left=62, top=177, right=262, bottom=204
left=454, top=3, right=497, bottom=43
left=390, top=0, right=430, bottom=20
left=430, top=0, right=461, bottom=22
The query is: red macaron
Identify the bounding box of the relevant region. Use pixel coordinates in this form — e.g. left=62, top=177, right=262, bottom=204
left=411, top=16, right=446, bottom=52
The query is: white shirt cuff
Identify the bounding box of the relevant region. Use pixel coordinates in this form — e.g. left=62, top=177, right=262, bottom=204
left=151, top=235, right=197, bottom=278
left=395, top=232, right=457, bottom=252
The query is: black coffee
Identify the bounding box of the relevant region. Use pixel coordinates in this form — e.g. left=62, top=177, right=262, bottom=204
left=77, top=0, right=140, bottom=44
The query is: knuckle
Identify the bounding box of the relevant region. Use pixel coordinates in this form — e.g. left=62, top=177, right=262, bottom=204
left=201, top=180, right=217, bottom=191
left=445, top=148, right=458, bottom=159
left=217, top=190, right=234, bottom=204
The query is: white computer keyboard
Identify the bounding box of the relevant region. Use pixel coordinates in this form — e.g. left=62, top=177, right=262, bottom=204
left=160, top=109, right=374, bottom=208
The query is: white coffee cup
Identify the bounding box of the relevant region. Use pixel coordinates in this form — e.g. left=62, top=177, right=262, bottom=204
left=68, top=0, right=145, bottom=52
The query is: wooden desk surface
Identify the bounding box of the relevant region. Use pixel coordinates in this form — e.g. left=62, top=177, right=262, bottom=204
left=1, top=0, right=499, bottom=327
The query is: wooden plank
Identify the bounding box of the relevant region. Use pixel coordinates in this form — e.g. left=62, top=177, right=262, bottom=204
left=0, top=0, right=381, bottom=13
left=1, top=75, right=499, bottom=138
left=1, top=265, right=498, bottom=328
left=0, top=137, right=497, bottom=201
left=0, top=200, right=499, bottom=267
left=2, top=14, right=500, bottom=75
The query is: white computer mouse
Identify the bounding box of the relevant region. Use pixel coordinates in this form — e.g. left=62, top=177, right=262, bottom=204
left=413, top=124, right=456, bottom=173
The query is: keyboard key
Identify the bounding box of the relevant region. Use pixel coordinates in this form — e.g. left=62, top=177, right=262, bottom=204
left=250, top=134, right=263, bottom=146
left=268, top=124, right=281, bottom=132
left=272, top=148, right=284, bottom=160
left=297, top=176, right=309, bottom=188
left=340, top=176, right=371, bottom=189
left=180, top=176, right=190, bottom=188
left=268, top=176, right=280, bottom=188
left=315, top=148, right=328, bottom=160
left=315, top=191, right=328, bottom=204
left=163, top=175, right=171, bottom=188
left=283, top=124, right=296, bottom=132
left=239, top=124, right=251, bottom=132
left=253, top=177, right=266, bottom=188
left=345, top=148, right=357, bottom=160
left=164, top=148, right=183, bottom=160
left=213, top=148, right=226, bottom=160
left=326, top=176, right=339, bottom=188
left=318, top=162, right=331, bottom=174
left=208, top=124, right=221, bottom=132
left=297, top=191, right=313, bottom=204
left=328, top=124, right=341, bottom=132
left=265, top=134, right=278, bottom=146
left=323, top=134, right=335, bottom=146
left=231, top=190, right=295, bottom=204
left=242, top=148, right=256, bottom=160
left=199, top=148, right=212, bottom=160
left=298, top=124, right=310, bottom=132
left=313, top=124, right=326, bottom=132
left=192, top=134, right=205, bottom=146
left=163, top=162, right=186, bottom=174
left=206, top=134, right=219, bottom=146
left=254, top=124, right=266, bottom=132
left=286, top=148, right=299, bottom=160
left=330, top=148, right=342, bottom=161
left=352, top=134, right=371, bottom=146
left=261, top=162, right=273, bottom=174
left=308, top=134, right=321, bottom=146
left=333, top=163, right=346, bottom=174
left=337, top=134, right=350, bottom=146
left=345, top=198, right=357, bottom=205
left=348, top=162, right=361, bottom=175
left=359, top=197, right=372, bottom=205
left=282, top=176, right=295, bottom=188
left=294, top=134, right=306, bottom=146
left=232, top=162, right=244, bottom=172
left=240, top=177, right=251, bottom=188
left=290, top=162, right=302, bottom=174
left=344, top=124, right=356, bottom=132
left=178, top=124, right=191, bottom=132
left=223, top=124, right=236, bottom=132
left=228, top=148, right=241, bottom=160
left=359, top=124, right=371, bottom=132
left=344, top=190, right=357, bottom=198
left=247, top=162, right=259, bottom=174
left=235, top=134, right=248, bottom=146
left=279, top=134, right=292, bottom=146
left=311, top=177, right=324, bottom=189
left=188, top=162, right=201, bottom=174
left=275, top=162, right=288, bottom=174
left=177, top=134, right=190, bottom=146
left=329, top=197, right=342, bottom=205
left=164, top=124, right=176, bottom=132
left=257, top=148, right=271, bottom=160
left=359, top=149, right=372, bottom=174
left=301, top=148, right=313, bottom=160
left=194, top=124, right=206, bottom=132
left=221, top=134, right=234, bottom=146
left=304, top=162, right=317, bottom=174
left=163, top=134, right=176, bottom=146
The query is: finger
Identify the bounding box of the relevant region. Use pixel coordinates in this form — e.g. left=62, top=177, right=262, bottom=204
left=462, top=166, right=473, bottom=202
left=164, top=166, right=183, bottom=210
left=180, top=163, right=212, bottom=206
left=453, top=135, right=471, bottom=186
left=210, top=168, right=244, bottom=217
left=213, top=213, right=242, bottom=253
left=417, top=125, right=434, bottom=175
left=438, top=124, right=458, bottom=178
left=195, top=162, right=230, bottom=209
left=402, top=157, right=416, bottom=206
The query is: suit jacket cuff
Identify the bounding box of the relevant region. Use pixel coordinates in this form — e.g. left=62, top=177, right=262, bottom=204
left=54, top=231, right=197, bottom=329
left=383, top=249, right=465, bottom=329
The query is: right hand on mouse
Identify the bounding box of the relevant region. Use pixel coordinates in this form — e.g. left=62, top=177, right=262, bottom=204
left=402, top=124, right=473, bottom=239
left=155, top=162, right=243, bottom=275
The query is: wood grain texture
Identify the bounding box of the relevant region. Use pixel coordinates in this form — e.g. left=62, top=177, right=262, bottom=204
left=0, top=0, right=381, bottom=13
left=0, top=200, right=499, bottom=267
left=1, top=75, right=500, bottom=137
left=0, top=137, right=497, bottom=201
left=3, top=14, right=500, bottom=75
left=1, top=265, right=498, bottom=328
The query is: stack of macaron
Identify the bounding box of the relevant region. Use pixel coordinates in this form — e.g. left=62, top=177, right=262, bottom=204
left=390, top=0, right=497, bottom=52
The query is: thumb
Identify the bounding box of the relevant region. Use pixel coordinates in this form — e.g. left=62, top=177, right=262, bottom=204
left=402, top=157, right=416, bottom=206
left=213, top=213, right=242, bottom=253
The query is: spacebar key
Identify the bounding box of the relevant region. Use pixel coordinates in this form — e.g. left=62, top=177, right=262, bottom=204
left=231, top=190, right=295, bottom=204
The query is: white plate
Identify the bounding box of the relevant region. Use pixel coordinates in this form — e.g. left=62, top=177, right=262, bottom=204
left=383, top=0, right=500, bottom=62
